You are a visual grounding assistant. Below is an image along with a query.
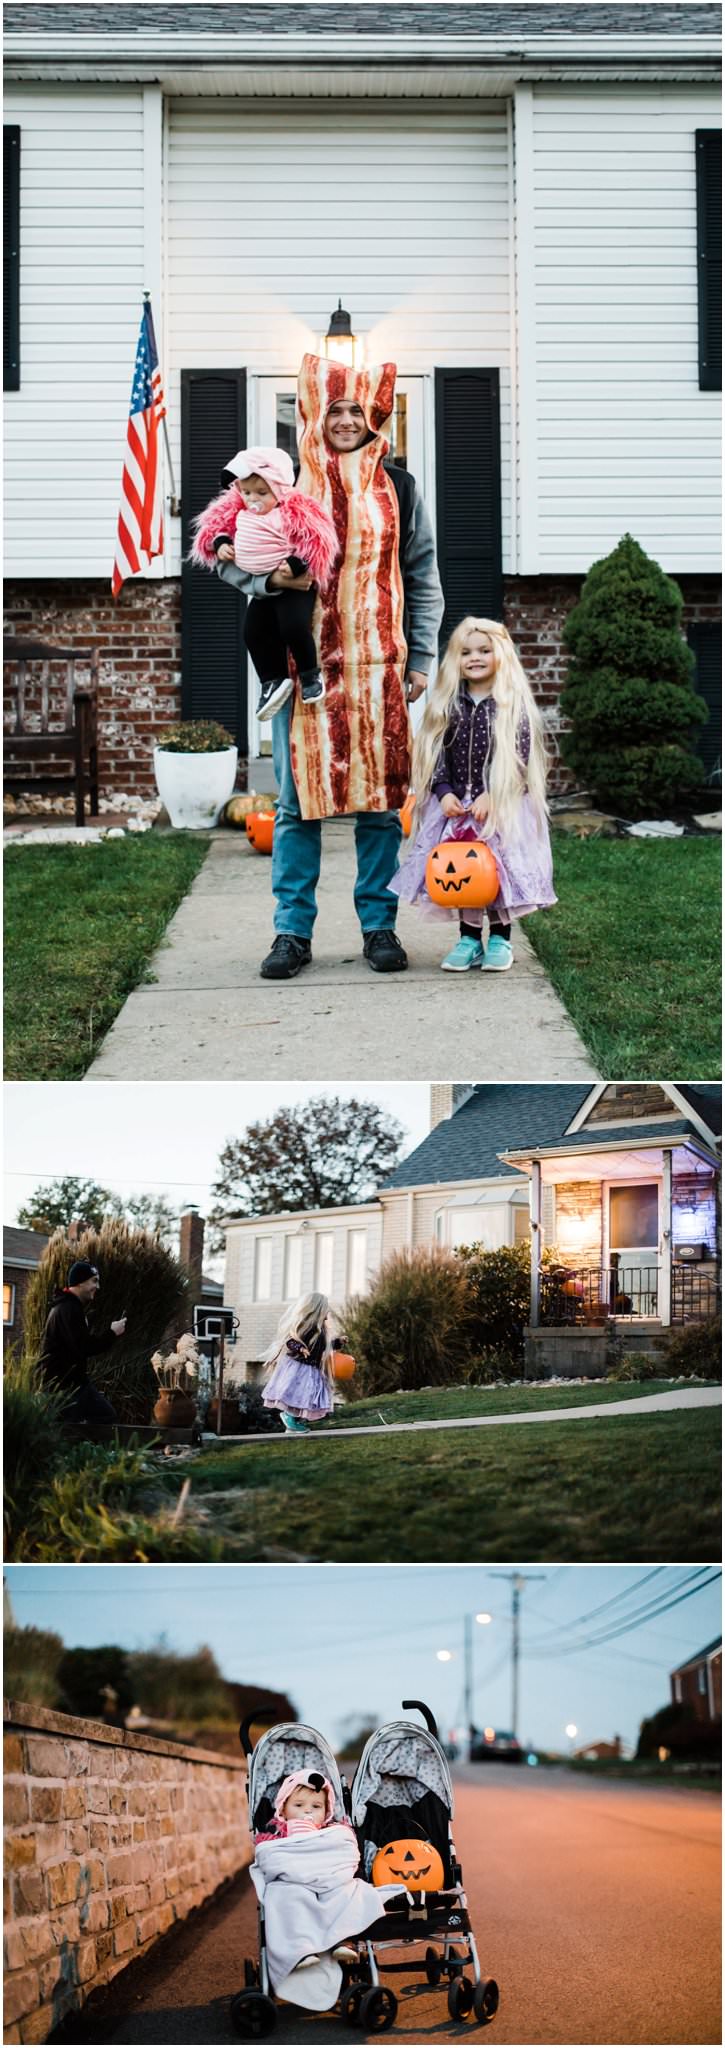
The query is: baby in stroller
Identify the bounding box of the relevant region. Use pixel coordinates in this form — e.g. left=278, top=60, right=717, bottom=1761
left=232, top=1704, right=499, bottom=2038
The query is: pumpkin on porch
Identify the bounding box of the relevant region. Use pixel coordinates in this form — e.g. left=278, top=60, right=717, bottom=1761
left=222, top=792, right=275, bottom=828
left=371, top=1839, right=445, bottom=1892
left=245, top=811, right=275, bottom=854
left=425, top=839, right=499, bottom=910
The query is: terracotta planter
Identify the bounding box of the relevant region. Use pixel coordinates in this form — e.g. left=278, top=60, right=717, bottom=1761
left=153, top=1387, right=197, bottom=1429
left=207, top=1397, right=241, bottom=1434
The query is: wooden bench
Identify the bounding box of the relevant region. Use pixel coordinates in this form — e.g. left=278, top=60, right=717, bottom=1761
left=62, top=1422, right=202, bottom=1448
left=3, top=637, right=100, bottom=826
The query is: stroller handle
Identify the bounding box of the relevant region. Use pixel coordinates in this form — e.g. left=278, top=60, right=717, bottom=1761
left=239, top=1707, right=279, bottom=1757
left=402, top=1699, right=439, bottom=1738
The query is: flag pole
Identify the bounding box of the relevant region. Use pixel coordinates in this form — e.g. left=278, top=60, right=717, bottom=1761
left=144, top=290, right=180, bottom=516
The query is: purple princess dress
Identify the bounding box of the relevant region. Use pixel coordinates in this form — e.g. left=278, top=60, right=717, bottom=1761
left=388, top=794, right=557, bottom=928
left=263, top=1333, right=333, bottom=1423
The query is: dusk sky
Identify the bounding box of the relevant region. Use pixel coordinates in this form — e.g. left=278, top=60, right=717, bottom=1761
left=5, top=1565, right=720, bottom=1754
left=4, top=1081, right=431, bottom=1232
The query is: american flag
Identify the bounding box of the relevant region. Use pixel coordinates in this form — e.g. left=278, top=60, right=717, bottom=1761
left=112, top=298, right=166, bottom=597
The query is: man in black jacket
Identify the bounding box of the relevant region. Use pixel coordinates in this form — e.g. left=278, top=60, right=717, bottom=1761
left=37, top=1260, right=126, bottom=1425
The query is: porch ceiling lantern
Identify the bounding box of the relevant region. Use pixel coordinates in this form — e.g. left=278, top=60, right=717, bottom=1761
left=324, top=299, right=358, bottom=369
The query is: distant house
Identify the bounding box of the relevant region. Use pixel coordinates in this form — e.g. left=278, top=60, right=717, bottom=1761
left=670, top=1640, right=722, bottom=1726
left=3, top=1225, right=50, bottom=1351
left=573, top=1737, right=623, bottom=1761
left=3, top=3, right=720, bottom=796
left=223, top=1082, right=721, bottom=1370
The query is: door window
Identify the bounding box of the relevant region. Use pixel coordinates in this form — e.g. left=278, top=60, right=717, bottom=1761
left=609, top=1185, right=658, bottom=1250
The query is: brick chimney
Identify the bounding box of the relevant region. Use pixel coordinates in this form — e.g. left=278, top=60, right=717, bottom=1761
left=179, top=1206, right=205, bottom=1307
left=429, top=1085, right=476, bottom=1130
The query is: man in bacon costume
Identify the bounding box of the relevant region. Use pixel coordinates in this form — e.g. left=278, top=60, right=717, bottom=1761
left=218, top=353, right=443, bottom=978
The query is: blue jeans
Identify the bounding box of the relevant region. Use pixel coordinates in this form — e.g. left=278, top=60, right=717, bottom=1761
left=271, top=701, right=402, bottom=939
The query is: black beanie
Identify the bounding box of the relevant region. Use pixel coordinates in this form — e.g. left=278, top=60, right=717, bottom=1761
left=67, top=1261, right=99, bottom=1286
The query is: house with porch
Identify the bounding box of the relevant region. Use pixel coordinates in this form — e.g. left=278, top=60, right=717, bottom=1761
left=3, top=3, right=721, bottom=799
left=223, top=1082, right=721, bottom=1373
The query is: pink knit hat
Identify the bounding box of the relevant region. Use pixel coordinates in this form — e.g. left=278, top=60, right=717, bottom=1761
left=220, top=447, right=295, bottom=501
left=274, top=1770, right=336, bottom=1822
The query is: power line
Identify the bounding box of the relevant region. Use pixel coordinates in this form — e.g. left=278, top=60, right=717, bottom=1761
left=529, top=1572, right=721, bottom=1660
left=525, top=1568, right=664, bottom=1647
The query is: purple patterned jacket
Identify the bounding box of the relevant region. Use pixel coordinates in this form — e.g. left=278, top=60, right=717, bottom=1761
left=431, top=690, right=530, bottom=804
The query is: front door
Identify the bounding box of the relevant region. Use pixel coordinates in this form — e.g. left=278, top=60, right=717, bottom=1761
left=604, top=1181, right=662, bottom=1318
left=249, top=373, right=427, bottom=757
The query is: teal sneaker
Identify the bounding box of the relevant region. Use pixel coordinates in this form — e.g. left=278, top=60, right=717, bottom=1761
left=482, top=935, right=514, bottom=972
left=440, top=935, right=485, bottom=972
left=280, top=1411, right=310, bottom=1434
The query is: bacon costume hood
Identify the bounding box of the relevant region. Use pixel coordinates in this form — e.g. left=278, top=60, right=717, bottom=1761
left=291, top=354, right=411, bottom=821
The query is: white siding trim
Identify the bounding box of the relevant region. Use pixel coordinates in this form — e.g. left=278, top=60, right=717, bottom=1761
left=513, top=85, right=539, bottom=572
left=143, top=85, right=167, bottom=577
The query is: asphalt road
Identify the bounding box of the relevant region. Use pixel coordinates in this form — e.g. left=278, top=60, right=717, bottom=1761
left=80, top=1766, right=720, bottom=2047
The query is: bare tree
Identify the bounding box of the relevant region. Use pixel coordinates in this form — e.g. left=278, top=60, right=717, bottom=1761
left=209, top=1095, right=404, bottom=1246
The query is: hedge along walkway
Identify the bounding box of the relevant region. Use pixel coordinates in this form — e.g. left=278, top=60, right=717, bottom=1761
left=198, top=1384, right=721, bottom=1447
left=85, top=825, right=596, bottom=1082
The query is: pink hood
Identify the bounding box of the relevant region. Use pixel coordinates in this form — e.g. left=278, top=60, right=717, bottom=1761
left=274, top=1770, right=336, bottom=1825
left=221, top=446, right=296, bottom=499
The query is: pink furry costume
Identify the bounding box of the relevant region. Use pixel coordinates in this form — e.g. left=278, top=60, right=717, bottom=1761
left=189, top=447, right=338, bottom=588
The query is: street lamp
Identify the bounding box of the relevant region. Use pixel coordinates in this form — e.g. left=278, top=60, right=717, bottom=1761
left=565, top=1723, right=578, bottom=1755
left=324, top=299, right=358, bottom=368
left=436, top=1649, right=453, bottom=1663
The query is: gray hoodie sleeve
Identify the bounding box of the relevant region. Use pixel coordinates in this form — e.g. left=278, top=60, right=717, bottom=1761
left=401, top=485, right=445, bottom=671
left=216, top=559, right=277, bottom=602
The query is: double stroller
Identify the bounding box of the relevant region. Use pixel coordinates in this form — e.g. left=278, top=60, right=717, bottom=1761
left=232, top=1699, right=499, bottom=2038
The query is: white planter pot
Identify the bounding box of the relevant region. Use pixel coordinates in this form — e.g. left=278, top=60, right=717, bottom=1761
left=153, top=746, right=238, bottom=829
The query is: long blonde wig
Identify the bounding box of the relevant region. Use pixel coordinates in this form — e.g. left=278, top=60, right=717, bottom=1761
left=263, top=1291, right=335, bottom=1385
left=412, top=618, right=549, bottom=843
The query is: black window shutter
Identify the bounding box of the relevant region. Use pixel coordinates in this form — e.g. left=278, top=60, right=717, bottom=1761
left=688, top=621, right=721, bottom=782
left=4, top=126, right=20, bottom=392
left=696, top=131, right=721, bottom=393
left=434, top=369, right=502, bottom=645
left=181, top=368, right=247, bottom=750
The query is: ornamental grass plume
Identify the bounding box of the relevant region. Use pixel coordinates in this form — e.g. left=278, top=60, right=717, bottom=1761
left=22, top=1220, right=189, bottom=1423
left=560, top=533, right=708, bottom=818
left=343, top=1246, right=474, bottom=1395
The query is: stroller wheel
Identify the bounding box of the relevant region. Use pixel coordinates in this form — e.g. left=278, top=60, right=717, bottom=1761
left=425, top=1946, right=443, bottom=1986
left=359, top=1985, right=398, bottom=2032
left=341, top=1982, right=365, bottom=2026
left=448, top=1977, right=474, bottom=2021
left=473, top=1979, right=500, bottom=2025
left=230, top=1989, right=277, bottom=2039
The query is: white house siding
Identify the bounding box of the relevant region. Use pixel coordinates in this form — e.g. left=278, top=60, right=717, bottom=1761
left=165, top=98, right=513, bottom=568
left=224, top=1208, right=384, bottom=1368
left=3, top=86, right=157, bottom=578
left=516, top=83, right=722, bottom=574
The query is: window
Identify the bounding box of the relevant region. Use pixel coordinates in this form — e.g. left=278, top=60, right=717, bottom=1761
left=347, top=1228, right=368, bottom=1295
left=609, top=1185, right=658, bottom=1251
left=698, top=1664, right=708, bottom=1696
left=696, top=131, right=722, bottom=391
left=674, top=1674, right=683, bottom=1702
left=283, top=1235, right=303, bottom=1302
left=4, top=127, right=20, bottom=391
left=315, top=1232, right=334, bottom=1295
left=3, top=1281, right=16, bottom=1326
left=254, top=1238, right=273, bottom=1302
left=513, top=1204, right=530, bottom=1245
left=449, top=1204, right=508, bottom=1252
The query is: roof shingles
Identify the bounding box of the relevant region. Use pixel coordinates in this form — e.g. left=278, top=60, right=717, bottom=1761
left=382, top=1086, right=720, bottom=1191
left=4, top=5, right=720, bottom=36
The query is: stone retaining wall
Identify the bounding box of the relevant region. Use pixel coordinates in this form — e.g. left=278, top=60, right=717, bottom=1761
left=3, top=1699, right=250, bottom=2044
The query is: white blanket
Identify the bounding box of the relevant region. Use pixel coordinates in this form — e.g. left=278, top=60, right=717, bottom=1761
left=251, top=1823, right=393, bottom=2010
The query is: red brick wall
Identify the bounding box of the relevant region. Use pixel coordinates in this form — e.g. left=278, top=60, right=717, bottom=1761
left=5, top=571, right=720, bottom=801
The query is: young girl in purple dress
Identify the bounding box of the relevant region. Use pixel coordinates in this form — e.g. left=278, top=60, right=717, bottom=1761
left=389, top=616, right=556, bottom=972
left=263, top=1293, right=335, bottom=1435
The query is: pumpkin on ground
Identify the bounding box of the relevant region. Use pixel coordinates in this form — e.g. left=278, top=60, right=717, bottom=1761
left=245, top=811, right=275, bottom=854
left=425, top=839, right=499, bottom=910
left=332, top=1351, right=356, bottom=1382
left=399, top=792, right=415, bottom=838
left=223, top=792, right=275, bottom=828
left=371, top=1839, right=445, bottom=1892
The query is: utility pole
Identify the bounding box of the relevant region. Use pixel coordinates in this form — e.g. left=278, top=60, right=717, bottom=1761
left=491, top=1571, right=546, bottom=1738
left=463, top=1613, right=473, bottom=1747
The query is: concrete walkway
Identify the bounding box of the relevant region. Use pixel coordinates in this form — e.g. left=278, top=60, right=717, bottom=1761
left=197, top=1385, right=720, bottom=1447
left=87, top=825, right=596, bottom=1081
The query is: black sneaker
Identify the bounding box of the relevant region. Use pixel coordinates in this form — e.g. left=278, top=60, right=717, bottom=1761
left=257, top=675, right=294, bottom=723
left=362, top=929, right=408, bottom=973
left=299, top=667, right=325, bottom=706
left=260, top=934, right=312, bottom=980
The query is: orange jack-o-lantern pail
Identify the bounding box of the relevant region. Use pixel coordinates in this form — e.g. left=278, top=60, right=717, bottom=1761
left=425, top=839, right=499, bottom=910
left=371, top=1839, right=445, bottom=1892
left=332, top=1351, right=356, bottom=1382
left=245, top=811, right=275, bottom=855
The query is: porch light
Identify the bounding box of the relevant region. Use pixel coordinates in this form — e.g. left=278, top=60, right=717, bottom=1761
left=324, top=299, right=358, bottom=368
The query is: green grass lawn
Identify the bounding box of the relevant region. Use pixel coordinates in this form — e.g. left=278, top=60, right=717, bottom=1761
left=171, top=1404, right=721, bottom=1563
left=4, top=835, right=209, bottom=1079
left=328, top=1382, right=678, bottom=1428
left=526, top=834, right=721, bottom=1077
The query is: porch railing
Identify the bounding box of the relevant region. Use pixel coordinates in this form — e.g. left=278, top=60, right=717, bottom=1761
left=540, top=1263, right=719, bottom=1326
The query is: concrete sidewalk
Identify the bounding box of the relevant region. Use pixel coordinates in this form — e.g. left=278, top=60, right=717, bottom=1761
left=195, top=1384, right=720, bottom=1446
left=87, top=825, right=597, bottom=1081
